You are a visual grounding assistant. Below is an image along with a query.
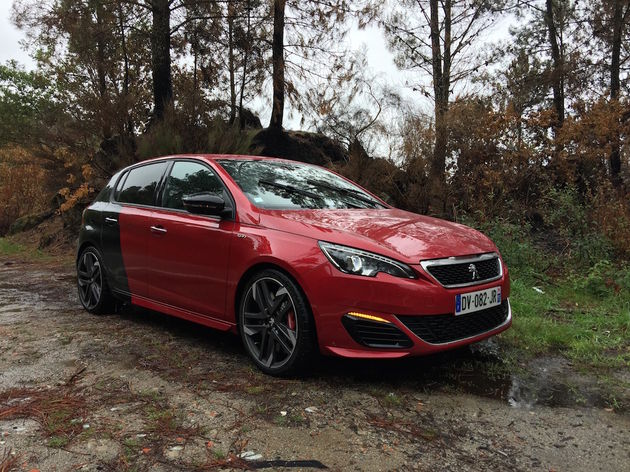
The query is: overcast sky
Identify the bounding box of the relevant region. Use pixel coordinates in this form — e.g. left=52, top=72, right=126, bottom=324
left=0, top=2, right=33, bottom=68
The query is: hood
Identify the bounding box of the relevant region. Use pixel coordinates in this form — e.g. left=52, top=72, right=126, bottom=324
left=259, top=208, right=498, bottom=263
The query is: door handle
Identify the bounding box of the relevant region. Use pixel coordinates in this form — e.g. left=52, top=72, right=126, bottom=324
left=104, top=217, right=118, bottom=225
left=150, top=225, right=167, bottom=234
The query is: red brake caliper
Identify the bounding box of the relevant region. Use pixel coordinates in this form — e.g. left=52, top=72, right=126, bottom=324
left=287, top=310, right=296, bottom=330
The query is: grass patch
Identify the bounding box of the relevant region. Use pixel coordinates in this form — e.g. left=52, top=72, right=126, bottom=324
left=212, top=449, right=226, bottom=460
left=367, top=387, right=407, bottom=408
left=245, top=385, right=267, bottom=395
left=0, top=238, right=26, bottom=255
left=475, top=219, right=630, bottom=371
left=505, top=275, right=630, bottom=369
left=48, top=436, right=69, bottom=448
left=382, top=392, right=403, bottom=407
left=0, top=236, right=49, bottom=260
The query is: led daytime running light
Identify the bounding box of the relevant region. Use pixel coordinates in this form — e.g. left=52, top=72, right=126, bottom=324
left=346, top=312, right=391, bottom=323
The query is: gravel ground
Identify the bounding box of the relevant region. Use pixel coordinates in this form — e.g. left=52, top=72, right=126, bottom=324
left=1, top=255, right=629, bottom=471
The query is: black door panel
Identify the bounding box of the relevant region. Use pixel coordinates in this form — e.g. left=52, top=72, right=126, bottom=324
left=101, top=202, right=130, bottom=295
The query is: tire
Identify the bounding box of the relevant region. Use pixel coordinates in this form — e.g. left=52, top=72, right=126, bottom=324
left=238, top=268, right=316, bottom=376
left=77, top=246, right=114, bottom=315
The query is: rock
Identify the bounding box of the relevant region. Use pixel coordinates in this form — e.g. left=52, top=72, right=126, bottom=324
left=81, top=439, right=121, bottom=463
left=239, top=450, right=263, bottom=461
left=251, top=128, right=348, bottom=166
left=8, top=210, right=54, bottom=235
left=238, top=108, right=263, bottom=129
left=165, top=445, right=184, bottom=460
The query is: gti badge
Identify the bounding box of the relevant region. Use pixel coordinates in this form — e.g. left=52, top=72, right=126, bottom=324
left=468, top=263, right=480, bottom=280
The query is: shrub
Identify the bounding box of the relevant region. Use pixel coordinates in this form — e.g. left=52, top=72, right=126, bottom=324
left=137, top=118, right=184, bottom=160
left=590, top=184, right=630, bottom=259
left=207, top=118, right=260, bottom=155
left=0, top=146, right=50, bottom=234
left=460, top=217, right=552, bottom=280
left=541, top=187, right=614, bottom=267
left=571, top=259, right=629, bottom=298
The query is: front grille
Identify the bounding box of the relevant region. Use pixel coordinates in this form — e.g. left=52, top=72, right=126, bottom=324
left=342, top=315, right=413, bottom=349
left=423, top=255, right=501, bottom=287
left=397, top=300, right=509, bottom=344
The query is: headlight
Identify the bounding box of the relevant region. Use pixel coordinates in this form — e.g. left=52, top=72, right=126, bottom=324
left=318, top=241, right=416, bottom=279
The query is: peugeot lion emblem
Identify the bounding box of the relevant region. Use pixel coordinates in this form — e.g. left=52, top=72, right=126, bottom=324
left=468, top=263, right=480, bottom=280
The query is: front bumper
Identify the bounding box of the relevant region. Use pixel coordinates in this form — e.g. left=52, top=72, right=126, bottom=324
left=301, top=262, right=512, bottom=358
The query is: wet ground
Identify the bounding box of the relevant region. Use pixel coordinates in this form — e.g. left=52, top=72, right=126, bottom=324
left=1, top=255, right=629, bottom=471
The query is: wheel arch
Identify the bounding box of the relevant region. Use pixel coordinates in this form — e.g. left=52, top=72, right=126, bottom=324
left=76, top=241, right=115, bottom=287
left=233, top=262, right=319, bottom=338
left=76, top=240, right=97, bottom=264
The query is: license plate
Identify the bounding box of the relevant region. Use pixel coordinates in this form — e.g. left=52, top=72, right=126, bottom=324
left=455, top=286, right=501, bottom=316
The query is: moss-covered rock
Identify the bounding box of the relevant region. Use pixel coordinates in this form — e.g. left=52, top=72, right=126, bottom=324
left=8, top=210, right=54, bottom=235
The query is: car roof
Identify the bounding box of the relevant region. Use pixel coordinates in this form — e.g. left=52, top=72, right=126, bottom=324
left=131, top=154, right=322, bottom=171
left=138, top=154, right=300, bottom=164
left=180, top=154, right=270, bottom=160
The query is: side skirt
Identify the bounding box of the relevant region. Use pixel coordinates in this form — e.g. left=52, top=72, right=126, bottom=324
left=122, top=292, right=235, bottom=332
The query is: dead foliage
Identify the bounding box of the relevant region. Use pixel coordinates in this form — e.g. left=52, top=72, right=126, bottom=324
left=192, top=453, right=252, bottom=471
left=0, top=383, right=87, bottom=443
left=0, top=146, right=51, bottom=234
left=0, top=449, right=19, bottom=472
left=368, top=415, right=439, bottom=442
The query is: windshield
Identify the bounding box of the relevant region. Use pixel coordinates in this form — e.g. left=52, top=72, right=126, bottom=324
left=217, top=159, right=386, bottom=210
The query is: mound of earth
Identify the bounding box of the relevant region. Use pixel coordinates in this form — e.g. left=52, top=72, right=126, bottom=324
left=251, top=128, right=348, bottom=165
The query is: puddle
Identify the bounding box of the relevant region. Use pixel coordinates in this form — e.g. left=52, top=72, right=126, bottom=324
left=460, top=368, right=604, bottom=410
left=312, top=342, right=611, bottom=410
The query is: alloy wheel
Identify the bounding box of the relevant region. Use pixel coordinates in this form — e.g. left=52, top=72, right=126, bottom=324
left=241, top=277, right=298, bottom=370
left=78, top=250, right=103, bottom=310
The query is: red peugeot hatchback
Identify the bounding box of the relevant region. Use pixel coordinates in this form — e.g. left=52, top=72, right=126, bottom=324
left=77, top=154, right=511, bottom=375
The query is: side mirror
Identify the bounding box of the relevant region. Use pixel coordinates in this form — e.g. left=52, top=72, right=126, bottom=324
left=182, top=193, right=227, bottom=217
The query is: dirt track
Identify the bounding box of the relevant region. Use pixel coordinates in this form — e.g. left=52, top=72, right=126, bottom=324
left=1, top=255, right=629, bottom=471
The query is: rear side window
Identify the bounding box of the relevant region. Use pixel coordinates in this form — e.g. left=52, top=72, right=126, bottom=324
left=162, top=161, right=225, bottom=210
left=117, top=162, right=168, bottom=206
left=95, top=173, right=119, bottom=202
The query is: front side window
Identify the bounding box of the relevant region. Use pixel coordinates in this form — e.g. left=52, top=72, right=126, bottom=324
left=162, top=161, right=226, bottom=210
left=117, top=162, right=168, bottom=206
left=218, top=159, right=385, bottom=210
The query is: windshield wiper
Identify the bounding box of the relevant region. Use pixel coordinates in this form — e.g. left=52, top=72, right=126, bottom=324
left=306, top=179, right=382, bottom=208
left=259, top=179, right=323, bottom=200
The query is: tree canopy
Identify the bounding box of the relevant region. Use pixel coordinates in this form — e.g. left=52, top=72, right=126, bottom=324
left=0, top=0, right=629, bottom=254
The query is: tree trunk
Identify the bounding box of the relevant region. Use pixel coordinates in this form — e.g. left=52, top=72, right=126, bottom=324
left=117, top=1, right=133, bottom=135
left=95, top=2, right=111, bottom=139
left=428, top=0, right=450, bottom=216
left=269, top=0, right=286, bottom=129
left=228, top=4, right=236, bottom=124
left=544, top=0, right=564, bottom=128
left=239, top=0, right=252, bottom=130
left=151, top=0, right=173, bottom=121
left=192, top=27, right=199, bottom=125
left=609, top=0, right=624, bottom=183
